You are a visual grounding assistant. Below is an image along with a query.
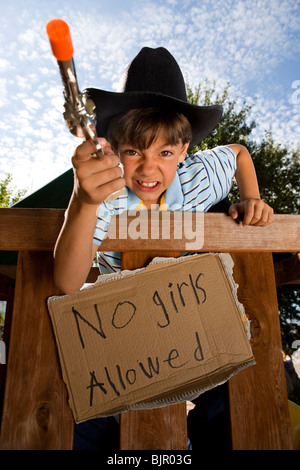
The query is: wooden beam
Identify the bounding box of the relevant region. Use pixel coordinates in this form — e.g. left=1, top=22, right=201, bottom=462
left=0, top=208, right=64, bottom=251
left=274, top=253, right=300, bottom=286
left=102, top=212, right=300, bottom=253
left=228, top=253, right=293, bottom=450
left=0, top=208, right=299, bottom=253
left=0, top=252, right=74, bottom=450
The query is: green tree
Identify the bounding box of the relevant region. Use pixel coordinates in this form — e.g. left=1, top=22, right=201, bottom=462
left=187, top=81, right=300, bottom=214
left=187, top=80, right=300, bottom=360
left=187, top=80, right=256, bottom=151
left=0, top=173, right=27, bottom=207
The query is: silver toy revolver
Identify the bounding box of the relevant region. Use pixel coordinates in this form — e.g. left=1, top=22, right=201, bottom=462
left=46, top=18, right=124, bottom=201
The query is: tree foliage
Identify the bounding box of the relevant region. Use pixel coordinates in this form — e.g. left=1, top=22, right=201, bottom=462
left=0, top=173, right=27, bottom=208
left=187, top=81, right=300, bottom=214
left=187, top=80, right=300, bottom=358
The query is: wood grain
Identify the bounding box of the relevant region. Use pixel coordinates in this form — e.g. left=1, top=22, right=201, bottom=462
left=0, top=208, right=299, bottom=253
left=0, top=208, right=64, bottom=251
left=120, top=405, right=188, bottom=450
left=102, top=212, right=300, bottom=253
left=228, top=253, right=293, bottom=450
left=0, top=252, right=74, bottom=450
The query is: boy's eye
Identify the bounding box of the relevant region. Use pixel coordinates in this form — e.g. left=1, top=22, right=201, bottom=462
left=160, top=150, right=173, bottom=157
left=124, top=149, right=138, bottom=156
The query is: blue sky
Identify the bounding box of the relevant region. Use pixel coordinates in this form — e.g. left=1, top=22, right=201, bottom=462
left=0, top=0, right=299, bottom=195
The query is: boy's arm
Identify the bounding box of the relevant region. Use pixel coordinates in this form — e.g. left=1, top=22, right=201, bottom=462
left=53, top=138, right=125, bottom=294
left=226, top=144, right=274, bottom=226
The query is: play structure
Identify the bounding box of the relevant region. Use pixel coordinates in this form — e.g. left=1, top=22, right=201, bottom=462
left=0, top=206, right=299, bottom=450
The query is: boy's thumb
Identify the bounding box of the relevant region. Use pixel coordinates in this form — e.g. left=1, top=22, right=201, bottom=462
left=228, top=204, right=239, bottom=219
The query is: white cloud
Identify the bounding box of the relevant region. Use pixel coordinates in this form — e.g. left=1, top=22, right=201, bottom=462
left=0, top=58, right=9, bottom=71
left=0, top=0, right=299, bottom=195
left=15, top=75, right=33, bottom=90
left=45, top=86, right=61, bottom=98
left=22, top=98, right=42, bottom=112
left=0, top=78, right=8, bottom=107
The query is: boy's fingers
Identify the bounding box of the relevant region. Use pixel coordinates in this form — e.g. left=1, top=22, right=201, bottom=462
left=244, top=200, right=274, bottom=226
left=253, top=206, right=274, bottom=227
left=72, top=139, right=98, bottom=162
left=81, top=165, right=124, bottom=193
left=97, top=138, right=114, bottom=155
left=80, top=170, right=125, bottom=205
left=243, top=199, right=262, bottom=226
left=229, top=200, right=274, bottom=227
left=228, top=204, right=239, bottom=220
left=74, top=155, right=121, bottom=187
left=73, top=146, right=120, bottom=175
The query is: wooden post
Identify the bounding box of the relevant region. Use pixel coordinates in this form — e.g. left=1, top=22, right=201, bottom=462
left=0, top=252, right=74, bottom=450
left=228, top=253, right=293, bottom=450
left=120, top=251, right=188, bottom=450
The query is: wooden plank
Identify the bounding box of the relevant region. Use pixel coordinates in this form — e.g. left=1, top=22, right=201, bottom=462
left=120, top=251, right=188, bottom=450
left=228, top=253, right=293, bottom=450
left=0, top=252, right=74, bottom=450
left=0, top=208, right=64, bottom=251
left=0, top=208, right=299, bottom=253
left=120, top=405, right=188, bottom=451
left=102, top=212, right=300, bottom=253
left=274, top=253, right=300, bottom=286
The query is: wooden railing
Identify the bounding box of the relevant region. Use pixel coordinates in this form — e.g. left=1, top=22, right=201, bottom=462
left=0, top=208, right=299, bottom=252
left=0, top=208, right=299, bottom=450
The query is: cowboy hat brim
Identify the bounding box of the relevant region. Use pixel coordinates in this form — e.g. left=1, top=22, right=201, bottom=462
left=85, top=88, right=223, bottom=147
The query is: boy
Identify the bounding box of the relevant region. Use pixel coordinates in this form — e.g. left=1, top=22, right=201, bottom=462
left=53, top=47, right=273, bottom=450
left=54, top=46, right=273, bottom=294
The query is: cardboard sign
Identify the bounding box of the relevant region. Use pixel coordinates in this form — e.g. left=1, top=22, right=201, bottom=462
left=47, top=253, right=255, bottom=423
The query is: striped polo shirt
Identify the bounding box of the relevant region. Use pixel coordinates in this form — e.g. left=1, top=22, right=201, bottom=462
left=93, top=145, right=236, bottom=273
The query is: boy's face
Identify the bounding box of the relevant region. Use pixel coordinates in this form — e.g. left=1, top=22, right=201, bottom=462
left=118, top=129, right=189, bottom=209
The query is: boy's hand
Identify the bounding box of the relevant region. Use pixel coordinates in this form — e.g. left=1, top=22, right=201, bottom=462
left=71, top=138, right=125, bottom=206
left=228, top=198, right=274, bottom=227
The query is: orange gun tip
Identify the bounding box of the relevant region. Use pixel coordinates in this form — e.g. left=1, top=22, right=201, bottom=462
left=46, top=18, right=73, bottom=61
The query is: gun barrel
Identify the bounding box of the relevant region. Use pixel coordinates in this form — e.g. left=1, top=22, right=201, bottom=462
left=46, top=19, right=79, bottom=102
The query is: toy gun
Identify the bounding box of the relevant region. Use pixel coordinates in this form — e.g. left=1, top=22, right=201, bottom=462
left=46, top=19, right=124, bottom=200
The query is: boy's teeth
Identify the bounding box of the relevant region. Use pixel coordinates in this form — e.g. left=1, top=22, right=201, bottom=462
left=139, top=181, right=157, bottom=187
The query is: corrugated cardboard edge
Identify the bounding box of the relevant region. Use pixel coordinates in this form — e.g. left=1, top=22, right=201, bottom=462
left=118, top=358, right=255, bottom=415
left=216, top=253, right=251, bottom=340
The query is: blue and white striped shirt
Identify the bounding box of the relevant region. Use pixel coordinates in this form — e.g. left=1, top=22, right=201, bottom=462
left=93, top=145, right=236, bottom=273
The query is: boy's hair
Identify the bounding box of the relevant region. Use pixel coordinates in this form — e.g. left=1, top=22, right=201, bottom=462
left=107, top=107, right=192, bottom=151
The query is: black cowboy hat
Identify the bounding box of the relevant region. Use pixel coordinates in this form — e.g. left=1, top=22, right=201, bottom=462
left=85, top=47, right=223, bottom=147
